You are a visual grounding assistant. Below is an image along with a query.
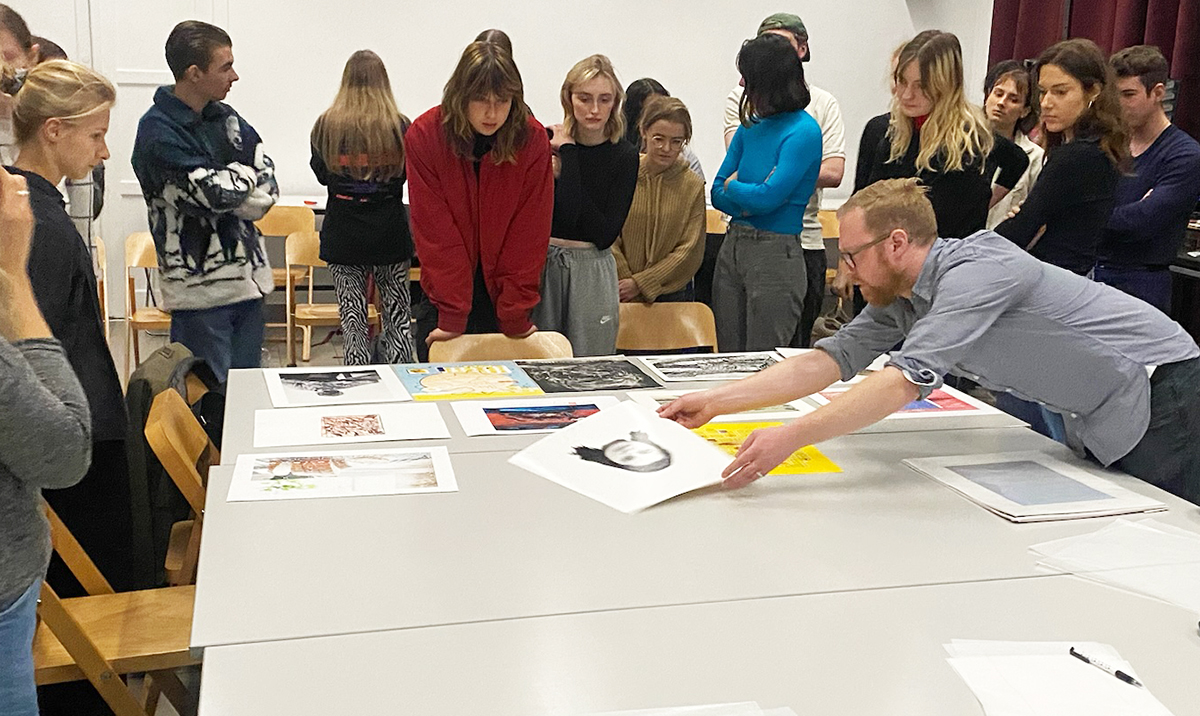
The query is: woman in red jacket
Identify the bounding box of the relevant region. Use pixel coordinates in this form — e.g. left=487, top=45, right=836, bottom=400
left=405, top=41, right=554, bottom=357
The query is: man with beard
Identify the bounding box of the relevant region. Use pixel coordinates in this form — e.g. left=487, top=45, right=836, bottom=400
left=660, top=178, right=1200, bottom=504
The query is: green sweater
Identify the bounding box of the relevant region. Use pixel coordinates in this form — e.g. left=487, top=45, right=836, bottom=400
left=612, top=156, right=706, bottom=301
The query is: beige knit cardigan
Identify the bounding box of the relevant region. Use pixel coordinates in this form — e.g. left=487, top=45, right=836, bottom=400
left=612, top=154, right=706, bottom=301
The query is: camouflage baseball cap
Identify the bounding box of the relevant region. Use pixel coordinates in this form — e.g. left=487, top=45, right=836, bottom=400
left=757, top=12, right=810, bottom=61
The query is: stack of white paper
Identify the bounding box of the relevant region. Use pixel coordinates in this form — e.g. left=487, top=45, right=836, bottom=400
left=1030, top=518, right=1200, bottom=614
left=903, top=452, right=1167, bottom=522
left=945, top=640, right=1174, bottom=715
left=576, top=704, right=795, bottom=716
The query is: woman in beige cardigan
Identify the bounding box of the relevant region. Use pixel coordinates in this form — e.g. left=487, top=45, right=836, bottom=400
left=613, top=96, right=706, bottom=303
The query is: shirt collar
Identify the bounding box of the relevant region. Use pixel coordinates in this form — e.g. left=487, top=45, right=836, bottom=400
left=4, top=166, right=64, bottom=206
left=909, top=238, right=946, bottom=302
left=153, top=85, right=229, bottom=127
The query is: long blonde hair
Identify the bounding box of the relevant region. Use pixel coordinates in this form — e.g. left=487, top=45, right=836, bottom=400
left=887, top=31, right=993, bottom=173
left=11, top=60, right=115, bottom=145
left=441, top=41, right=531, bottom=165
left=311, top=50, right=405, bottom=182
left=560, top=54, right=625, bottom=143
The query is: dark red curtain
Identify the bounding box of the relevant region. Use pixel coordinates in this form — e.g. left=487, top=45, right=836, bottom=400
left=990, top=0, right=1200, bottom=139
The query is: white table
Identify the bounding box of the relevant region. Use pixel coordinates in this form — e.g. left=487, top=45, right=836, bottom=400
left=192, top=425, right=1200, bottom=649
left=197, top=575, right=1200, bottom=716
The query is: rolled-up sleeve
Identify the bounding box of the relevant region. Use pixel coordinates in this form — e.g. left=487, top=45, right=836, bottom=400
left=814, top=306, right=907, bottom=381
left=888, top=257, right=1023, bottom=398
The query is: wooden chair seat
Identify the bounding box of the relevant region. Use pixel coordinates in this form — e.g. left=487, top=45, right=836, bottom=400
left=293, top=302, right=379, bottom=325
left=129, top=306, right=171, bottom=329
left=34, top=586, right=197, bottom=686
left=428, top=331, right=573, bottom=362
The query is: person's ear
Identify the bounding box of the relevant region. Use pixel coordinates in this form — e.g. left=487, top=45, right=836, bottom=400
left=1150, top=82, right=1167, bottom=104
left=182, top=64, right=202, bottom=84
left=28, top=43, right=40, bottom=64
left=41, top=117, right=64, bottom=143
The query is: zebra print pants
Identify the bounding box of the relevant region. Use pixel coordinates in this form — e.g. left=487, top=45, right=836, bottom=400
left=327, top=261, right=417, bottom=365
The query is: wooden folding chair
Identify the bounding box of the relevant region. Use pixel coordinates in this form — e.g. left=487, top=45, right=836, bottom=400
left=428, top=331, right=574, bottom=362
left=255, top=204, right=316, bottom=291
left=284, top=230, right=380, bottom=364
left=705, top=208, right=728, bottom=235
left=124, top=232, right=171, bottom=376
left=616, top=302, right=718, bottom=353
left=145, top=388, right=218, bottom=587
left=33, top=503, right=200, bottom=716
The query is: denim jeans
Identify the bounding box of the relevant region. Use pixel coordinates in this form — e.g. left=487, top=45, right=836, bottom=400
left=1116, top=357, right=1200, bottom=504
left=170, top=297, right=265, bottom=384
left=0, top=579, right=41, bottom=716
left=1094, top=264, right=1173, bottom=314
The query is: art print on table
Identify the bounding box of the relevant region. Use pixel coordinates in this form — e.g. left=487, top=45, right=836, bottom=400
left=628, top=389, right=814, bottom=423
left=392, top=361, right=544, bottom=401
left=252, top=402, right=450, bottom=448
left=263, top=365, right=411, bottom=408
left=509, top=401, right=732, bottom=513
left=693, top=422, right=841, bottom=475
left=803, top=383, right=1018, bottom=432
left=640, top=352, right=781, bottom=382
left=451, top=396, right=622, bottom=436
left=516, top=357, right=660, bottom=393
left=227, top=446, right=457, bottom=502
left=816, top=387, right=975, bottom=413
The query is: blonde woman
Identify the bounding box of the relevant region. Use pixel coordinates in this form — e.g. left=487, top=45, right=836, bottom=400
left=311, top=50, right=415, bottom=365
left=405, top=41, right=553, bottom=355
left=7, top=60, right=136, bottom=596
left=612, top=95, right=705, bottom=303
left=865, top=31, right=1022, bottom=238
left=536, top=54, right=638, bottom=356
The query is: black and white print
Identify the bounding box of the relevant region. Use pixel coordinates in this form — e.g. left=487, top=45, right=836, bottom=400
left=263, top=365, right=411, bottom=407
left=641, top=352, right=782, bottom=382
left=516, top=357, right=661, bottom=393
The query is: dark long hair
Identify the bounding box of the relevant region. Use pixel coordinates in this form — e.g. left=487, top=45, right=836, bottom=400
left=623, top=77, right=668, bottom=149
left=737, top=33, right=809, bottom=126
left=1033, top=38, right=1127, bottom=167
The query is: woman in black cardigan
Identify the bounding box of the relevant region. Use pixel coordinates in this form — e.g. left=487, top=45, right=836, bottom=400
left=8, top=60, right=134, bottom=593
left=995, top=39, right=1127, bottom=275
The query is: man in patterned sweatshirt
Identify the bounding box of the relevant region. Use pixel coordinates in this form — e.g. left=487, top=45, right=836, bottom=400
left=132, top=20, right=277, bottom=384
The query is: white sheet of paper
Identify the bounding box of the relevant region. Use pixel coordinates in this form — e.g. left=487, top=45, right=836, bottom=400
left=639, top=352, right=781, bottom=382
left=252, top=402, right=448, bottom=447
left=227, top=446, right=457, bottom=502
left=904, top=452, right=1166, bottom=522
left=451, top=396, right=621, bottom=436
left=263, top=365, right=411, bottom=408
left=627, top=389, right=814, bottom=422
left=1030, top=518, right=1200, bottom=614
left=509, top=401, right=732, bottom=513
left=946, top=643, right=1173, bottom=716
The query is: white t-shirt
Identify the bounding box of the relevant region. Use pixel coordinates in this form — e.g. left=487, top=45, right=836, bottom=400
left=986, top=131, right=1044, bottom=229
left=724, top=83, right=845, bottom=249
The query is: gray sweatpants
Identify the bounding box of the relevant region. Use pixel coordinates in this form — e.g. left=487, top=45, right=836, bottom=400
left=713, top=222, right=807, bottom=352
left=533, top=243, right=619, bottom=356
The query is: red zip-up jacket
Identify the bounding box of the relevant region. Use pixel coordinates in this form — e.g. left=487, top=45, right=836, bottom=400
left=405, top=106, right=554, bottom=335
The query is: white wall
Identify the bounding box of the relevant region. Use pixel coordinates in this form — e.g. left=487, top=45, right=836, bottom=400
left=7, top=0, right=993, bottom=315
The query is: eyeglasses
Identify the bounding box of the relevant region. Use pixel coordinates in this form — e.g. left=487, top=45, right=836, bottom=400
left=839, top=230, right=895, bottom=270
left=647, top=134, right=686, bottom=150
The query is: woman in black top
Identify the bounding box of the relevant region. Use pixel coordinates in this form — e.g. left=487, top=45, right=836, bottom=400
left=537, top=54, right=638, bottom=356
left=995, top=39, right=1127, bottom=275
left=8, top=60, right=136, bottom=593
left=311, top=50, right=416, bottom=364
left=865, top=32, right=1027, bottom=239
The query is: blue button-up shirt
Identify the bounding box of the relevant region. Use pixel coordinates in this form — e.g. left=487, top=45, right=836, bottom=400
left=815, top=231, right=1199, bottom=465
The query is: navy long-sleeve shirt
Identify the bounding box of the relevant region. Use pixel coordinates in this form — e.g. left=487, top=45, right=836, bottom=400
left=1100, top=125, right=1200, bottom=267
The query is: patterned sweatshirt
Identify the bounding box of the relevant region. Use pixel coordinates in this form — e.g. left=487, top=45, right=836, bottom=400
left=131, top=86, right=278, bottom=311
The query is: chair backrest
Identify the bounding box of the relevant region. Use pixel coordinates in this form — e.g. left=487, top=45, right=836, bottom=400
left=255, top=205, right=316, bottom=237
left=125, top=232, right=159, bottom=269
left=429, top=331, right=574, bottom=362
left=144, top=389, right=216, bottom=516
left=818, top=209, right=839, bottom=239
left=705, top=208, right=727, bottom=235
left=616, top=302, right=717, bottom=352
left=285, top=230, right=325, bottom=270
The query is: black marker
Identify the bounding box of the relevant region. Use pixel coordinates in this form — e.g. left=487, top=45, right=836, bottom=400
left=1069, top=647, right=1143, bottom=687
